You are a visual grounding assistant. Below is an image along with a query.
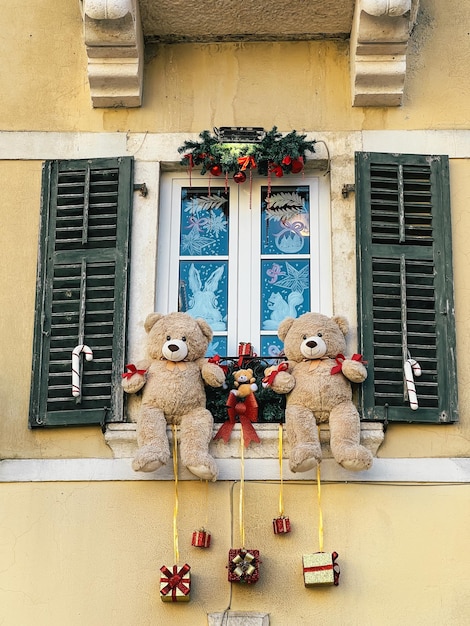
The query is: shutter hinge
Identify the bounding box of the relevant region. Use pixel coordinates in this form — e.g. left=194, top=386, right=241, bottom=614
left=101, top=407, right=110, bottom=433
left=133, top=182, right=148, bottom=197
left=342, top=184, right=355, bottom=198
left=383, top=404, right=389, bottom=432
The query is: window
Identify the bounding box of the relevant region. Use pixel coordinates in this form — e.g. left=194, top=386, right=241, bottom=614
left=157, top=174, right=331, bottom=356
left=356, top=152, right=458, bottom=424
left=156, top=173, right=331, bottom=422
left=29, top=157, right=134, bottom=428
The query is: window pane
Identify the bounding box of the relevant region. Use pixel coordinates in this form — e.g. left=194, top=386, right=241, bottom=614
left=261, top=185, right=310, bottom=255
left=179, top=260, right=228, bottom=331
left=179, top=187, right=229, bottom=256
left=261, top=259, right=310, bottom=330
left=260, top=335, right=284, bottom=358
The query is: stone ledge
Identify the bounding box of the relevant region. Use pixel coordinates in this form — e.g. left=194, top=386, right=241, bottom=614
left=208, top=613, right=269, bottom=626
left=104, top=421, right=385, bottom=460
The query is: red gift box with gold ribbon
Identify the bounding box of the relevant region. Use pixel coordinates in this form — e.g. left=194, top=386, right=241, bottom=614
left=191, top=528, right=211, bottom=548
left=160, top=564, right=191, bottom=602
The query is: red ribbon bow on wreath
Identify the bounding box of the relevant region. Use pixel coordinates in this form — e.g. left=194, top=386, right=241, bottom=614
left=330, top=353, right=367, bottom=375
left=213, top=393, right=260, bottom=447
left=122, top=364, right=147, bottom=379
left=237, top=156, right=257, bottom=171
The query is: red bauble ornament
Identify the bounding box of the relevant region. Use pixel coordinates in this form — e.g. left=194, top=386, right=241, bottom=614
left=233, top=171, right=247, bottom=184
left=291, top=158, right=304, bottom=174
left=210, top=164, right=222, bottom=176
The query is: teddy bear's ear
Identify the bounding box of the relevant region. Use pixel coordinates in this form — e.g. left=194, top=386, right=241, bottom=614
left=278, top=317, right=296, bottom=342
left=332, top=315, right=349, bottom=336
left=144, top=313, right=164, bottom=333
left=196, top=318, right=214, bottom=343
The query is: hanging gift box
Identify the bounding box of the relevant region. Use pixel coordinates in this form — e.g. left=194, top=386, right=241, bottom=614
left=238, top=342, right=253, bottom=357
left=273, top=515, right=291, bottom=535
left=302, top=552, right=340, bottom=587
left=160, top=564, right=191, bottom=602
left=228, top=549, right=260, bottom=584
left=191, top=528, right=211, bottom=548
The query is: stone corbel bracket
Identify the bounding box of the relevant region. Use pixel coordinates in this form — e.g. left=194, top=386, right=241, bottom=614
left=81, top=0, right=143, bottom=107
left=350, top=0, right=420, bottom=106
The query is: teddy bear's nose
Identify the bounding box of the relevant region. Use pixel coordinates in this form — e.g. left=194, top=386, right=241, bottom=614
left=168, top=343, right=179, bottom=352
left=306, top=340, right=318, bottom=349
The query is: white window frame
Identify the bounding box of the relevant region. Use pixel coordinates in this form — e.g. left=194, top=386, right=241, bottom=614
left=156, top=172, right=333, bottom=352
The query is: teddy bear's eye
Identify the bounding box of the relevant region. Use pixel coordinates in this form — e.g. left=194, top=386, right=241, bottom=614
left=303, top=335, right=307, bottom=340
left=317, top=332, right=323, bottom=337
left=182, top=336, right=187, bottom=342
left=166, top=335, right=171, bottom=341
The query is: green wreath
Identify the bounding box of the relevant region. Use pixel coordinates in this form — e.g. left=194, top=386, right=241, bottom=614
left=177, top=127, right=316, bottom=179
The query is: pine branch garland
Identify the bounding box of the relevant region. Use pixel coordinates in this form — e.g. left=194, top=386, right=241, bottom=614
left=178, top=127, right=316, bottom=179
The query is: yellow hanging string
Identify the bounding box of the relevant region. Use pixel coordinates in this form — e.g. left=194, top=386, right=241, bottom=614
left=239, top=429, right=245, bottom=548
left=204, top=479, right=209, bottom=528
left=172, top=425, right=179, bottom=564
left=278, top=424, right=284, bottom=516
left=316, top=461, right=324, bottom=552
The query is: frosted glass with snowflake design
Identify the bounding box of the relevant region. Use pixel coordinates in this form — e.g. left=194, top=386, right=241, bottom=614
left=260, top=186, right=310, bottom=255
left=179, top=187, right=229, bottom=257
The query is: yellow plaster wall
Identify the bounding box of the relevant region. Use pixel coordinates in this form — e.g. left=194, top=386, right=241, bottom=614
left=1, top=2, right=470, bottom=133
left=1, top=2, right=470, bottom=625
left=0, top=481, right=469, bottom=625
left=2, top=2, right=470, bottom=459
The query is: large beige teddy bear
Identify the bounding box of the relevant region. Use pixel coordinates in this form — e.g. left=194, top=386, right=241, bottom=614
left=268, top=312, right=373, bottom=472
left=122, top=312, right=225, bottom=481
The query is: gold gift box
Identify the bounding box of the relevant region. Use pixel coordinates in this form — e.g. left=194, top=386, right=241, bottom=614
left=302, top=552, right=339, bottom=587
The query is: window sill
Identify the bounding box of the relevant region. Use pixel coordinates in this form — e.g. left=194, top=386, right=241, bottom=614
left=104, top=422, right=384, bottom=467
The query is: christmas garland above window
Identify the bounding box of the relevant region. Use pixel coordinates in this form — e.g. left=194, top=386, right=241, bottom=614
left=177, top=127, right=316, bottom=183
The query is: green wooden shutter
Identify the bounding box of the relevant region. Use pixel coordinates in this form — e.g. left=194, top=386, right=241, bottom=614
left=356, top=152, right=458, bottom=424
left=29, top=157, right=133, bottom=428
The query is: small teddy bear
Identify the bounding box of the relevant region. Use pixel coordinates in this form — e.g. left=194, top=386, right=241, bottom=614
left=267, top=312, right=373, bottom=473
left=231, top=368, right=258, bottom=398
left=122, top=312, right=226, bottom=481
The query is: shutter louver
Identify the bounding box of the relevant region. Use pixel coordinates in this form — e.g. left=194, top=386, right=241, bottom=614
left=356, top=152, right=458, bottom=424
left=30, top=158, right=133, bottom=427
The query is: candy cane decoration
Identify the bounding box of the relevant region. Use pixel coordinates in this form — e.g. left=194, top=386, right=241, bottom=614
left=72, top=344, right=93, bottom=397
left=404, top=357, right=422, bottom=410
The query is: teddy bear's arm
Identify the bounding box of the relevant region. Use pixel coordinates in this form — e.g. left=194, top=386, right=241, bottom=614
left=121, top=359, right=151, bottom=394
left=340, top=358, right=368, bottom=384
left=266, top=363, right=296, bottom=395
left=199, top=358, right=226, bottom=388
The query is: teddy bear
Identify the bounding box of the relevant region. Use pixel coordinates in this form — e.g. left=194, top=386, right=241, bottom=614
left=121, top=312, right=226, bottom=481
left=231, top=368, right=258, bottom=398
left=267, top=312, right=373, bottom=473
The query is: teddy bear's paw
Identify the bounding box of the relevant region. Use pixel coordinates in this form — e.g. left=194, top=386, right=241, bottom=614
left=186, top=456, right=219, bottom=482
left=290, top=444, right=322, bottom=473
left=132, top=445, right=168, bottom=473
left=337, top=447, right=373, bottom=472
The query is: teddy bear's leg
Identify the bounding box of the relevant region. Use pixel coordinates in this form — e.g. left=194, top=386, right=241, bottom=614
left=132, top=406, right=170, bottom=472
left=179, top=408, right=219, bottom=481
left=329, top=401, right=373, bottom=471
left=286, top=405, right=322, bottom=473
